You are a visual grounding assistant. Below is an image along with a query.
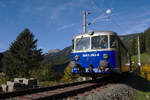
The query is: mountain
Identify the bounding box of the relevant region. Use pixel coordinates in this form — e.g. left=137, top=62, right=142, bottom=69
left=44, top=46, right=71, bottom=72
left=120, top=33, right=139, bottom=42
left=120, top=33, right=139, bottom=55
left=44, top=49, right=60, bottom=56
left=47, top=49, right=60, bottom=54
left=44, top=46, right=71, bottom=64
left=120, top=33, right=139, bottom=47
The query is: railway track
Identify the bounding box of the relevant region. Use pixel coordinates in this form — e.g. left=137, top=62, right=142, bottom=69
left=0, top=75, right=122, bottom=100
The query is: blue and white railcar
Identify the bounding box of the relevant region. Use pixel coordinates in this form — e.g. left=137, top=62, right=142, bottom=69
left=70, top=31, right=131, bottom=77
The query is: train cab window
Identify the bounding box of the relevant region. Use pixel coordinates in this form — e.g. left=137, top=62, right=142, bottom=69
left=92, top=35, right=108, bottom=49
left=72, top=39, right=74, bottom=51
left=110, top=35, right=117, bottom=48
left=75, top=37, right=90, bottom=51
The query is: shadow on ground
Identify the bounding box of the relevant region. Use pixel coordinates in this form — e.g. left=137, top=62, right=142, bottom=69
left=120, top=73, right=150, bottom=92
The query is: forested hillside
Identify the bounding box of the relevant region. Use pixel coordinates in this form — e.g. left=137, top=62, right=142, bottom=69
left=129, top=28, right=150, bottom=56
left=44, top=46, right=71, bottom=73
left=44, top=46, right=71, bottom=65
left=120, top=33, right=139, bottom=55
left=0, top=53, right=3, bottom=71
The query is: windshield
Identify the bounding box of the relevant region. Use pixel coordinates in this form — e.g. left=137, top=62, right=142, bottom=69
left=92, top=35, right=108, bottom=49
left=110, top=35, right=117, bottom=48
left=75, top=37, right=90, bottom=51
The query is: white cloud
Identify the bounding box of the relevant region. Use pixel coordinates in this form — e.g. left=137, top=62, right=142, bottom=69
left=121, top=7, right=150, bottom=35
left=57, top=24, right=75, bottom=31
left=123, top=18, right=150, bottom=34
left=49, top=0, right=89, bottom=21
left=137, top=10, right=150, bottom=18
left=90, top=13, right=114, bottom=24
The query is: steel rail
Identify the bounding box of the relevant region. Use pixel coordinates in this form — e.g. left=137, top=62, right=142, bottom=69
left=0, top=80, right=93, bottom=99
left=1, top=75, right=122, bottom=100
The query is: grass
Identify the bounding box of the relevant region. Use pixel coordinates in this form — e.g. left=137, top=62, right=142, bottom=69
left=132, top=53, right=150, bottom=65
left=136, top=67, right=150, bottom=100
left=136, top=91, right=150, bottom=100
left=38, top=81, right=61, bottom=87
left=131, top=53, right=150, bottom=100
left=136, top=77, right=150, bottom=100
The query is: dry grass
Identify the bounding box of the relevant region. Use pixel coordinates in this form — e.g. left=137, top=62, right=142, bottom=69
left=140, top=64, right=150, bottom=81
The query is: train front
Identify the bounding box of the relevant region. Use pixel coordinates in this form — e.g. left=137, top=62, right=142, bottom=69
left=70, top=31, right=118, bottom=76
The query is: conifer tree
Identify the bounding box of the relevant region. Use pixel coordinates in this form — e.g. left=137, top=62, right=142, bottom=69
left=2, top=29, right=43, bottom=78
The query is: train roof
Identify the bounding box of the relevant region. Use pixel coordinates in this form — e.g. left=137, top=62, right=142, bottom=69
left=73, top=30, right=117, bottom=39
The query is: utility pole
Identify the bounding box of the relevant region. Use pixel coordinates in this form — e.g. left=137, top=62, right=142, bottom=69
left=83, top=10, right=86, bottom=33
left=138, top=35, right=141, bottom=72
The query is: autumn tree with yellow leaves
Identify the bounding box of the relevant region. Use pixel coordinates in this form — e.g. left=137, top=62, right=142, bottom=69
left=62, top=65, right=73, bottom=82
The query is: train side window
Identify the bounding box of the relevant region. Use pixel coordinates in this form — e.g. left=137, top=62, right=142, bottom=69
left=110, top=36, right=117, bottom=48
left=92, top=35, right=108, bottom=49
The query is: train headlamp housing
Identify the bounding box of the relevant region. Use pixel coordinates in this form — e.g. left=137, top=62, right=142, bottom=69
left=100, top=60, right=109, bottom=67
left=70, top=60, right=77, bottom=68
left=103, top=54, right=109, bottom=59
left=75, top=55, right=80, bottom=61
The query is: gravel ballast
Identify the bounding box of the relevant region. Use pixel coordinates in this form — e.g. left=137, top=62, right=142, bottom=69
left=75, top=83, right=136, bottom=100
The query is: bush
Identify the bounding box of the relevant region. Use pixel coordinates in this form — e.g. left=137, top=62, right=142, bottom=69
left=39, top=63, right=56, bottom=81
left=0, top=77, right=9, bottom=85
left=62, top=65, right=73, bottom=83
left=140, top=64, right=150, bottom=81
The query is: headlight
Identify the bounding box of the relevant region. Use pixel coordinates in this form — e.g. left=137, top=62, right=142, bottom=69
left=70, top=61, right=77, bottom=68
left=75, top=55, right=80, bottom=61
left=100, top=60, right=109, bottom=67
left=103, top=54, right=109, bottom=59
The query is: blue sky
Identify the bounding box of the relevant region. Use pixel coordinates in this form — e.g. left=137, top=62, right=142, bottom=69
left=0, top=0, right=150, bottom=53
